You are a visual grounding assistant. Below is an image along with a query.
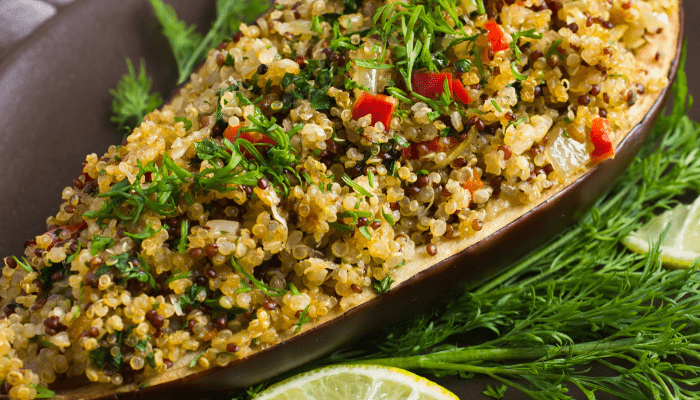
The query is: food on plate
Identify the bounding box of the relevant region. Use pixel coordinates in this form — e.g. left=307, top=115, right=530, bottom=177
left=0, top=0, right=680, bottom=398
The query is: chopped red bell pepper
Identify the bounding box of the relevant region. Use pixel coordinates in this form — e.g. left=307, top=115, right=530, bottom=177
left=411, top=72, right=453, bottom=98
left=451, top=80, right=472, bottom=104
left=224, top=124, right=277, bottom=159
left=351, top=91, right=398, bottom=131
left=402, top=136, right=460, bottom=160
left=463, top=174, right=484, bottom=194
left=45, top=221, right=87, bottom=250
left=484, top=20, right=510, bottom=52
left=223, top=124, right=240, bottom=143
left=589, top=117, right=614, bottom=162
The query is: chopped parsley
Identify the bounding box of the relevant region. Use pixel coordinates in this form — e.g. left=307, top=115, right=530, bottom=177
left=372, top=275, right=395, bottom=294
left=174, top=117, right=193, bottom=131
left=124, top=222, right=161, bottom=242
left=109, top=58, right=163, bottom=132
left=294, top=305, right=310, bottom=333
left=178, top=220, right=189, bottom=254
left=342, top=174, right=373, bottom=197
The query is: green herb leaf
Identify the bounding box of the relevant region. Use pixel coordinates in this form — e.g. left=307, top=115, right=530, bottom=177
left=13, top=256, right=33, bottom=273
left=190, top=348, right=207, bottom=368
left=342, top=174, right=373, bottom=197
left=150, top=0, right=267, bottom=84
left=231, top=258, right=287, bottom=297
left=174, top=116, right=193, bottom=131
left=545, top=38, right=564, bottom=59
left=382, top=210, right=395, bottom=226
left=64, top=241, right=82, bottom=265
left=145, top=352, right=157, bottom=368
left=178, top=220, right=189, bottom=254
left=124, top=222, right=162, bottom=242
left=329, top=222, right=354, bottom=233
left=294, top=305, right=310, bottom=333
left=163, top=269, right=190, bottom=288
left=134, top=337, right=150, bottom=352
left=358, top=226, right=371, bottom=240
left=510, top=63, right=527, bottom=81
left=90, top=235, right=115, bottom=255
left=32, top=384, right=55, bottom=399
left=148, top=0, right=202, bottom=83
left=222, top=53, right=236, bottom=67
left=372, top=275, right=394, bottom=294
left=109, top=58, right=163, bottom=132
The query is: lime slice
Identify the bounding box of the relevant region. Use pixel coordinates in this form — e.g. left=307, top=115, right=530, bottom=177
left=622, top=196, right=700, bottom=269
left=254, top=364, right=459, bottom=400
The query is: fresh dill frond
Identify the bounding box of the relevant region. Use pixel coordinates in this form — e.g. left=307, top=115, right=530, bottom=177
left=214, top=0, right=270, bottom=43
left=149, top=0, right=269, bottom=84
left=109, top=58, right=162, bottom=132
left=148, top=0, right=203, bottom=83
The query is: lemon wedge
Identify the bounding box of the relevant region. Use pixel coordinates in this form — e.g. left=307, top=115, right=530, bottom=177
left=622, top=196, right=700, bottom=269
left=253, top=364, right=459, bottom=400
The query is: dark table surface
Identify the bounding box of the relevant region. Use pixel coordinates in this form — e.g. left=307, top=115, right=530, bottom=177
left=0, top=1, right=696, bottom=399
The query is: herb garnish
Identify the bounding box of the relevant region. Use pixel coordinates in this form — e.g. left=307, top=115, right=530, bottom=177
left=342, top=174, right=373, bottom=197
left=231, top=258, right=286, bottom=297
left=109, top=58, right=163, bottom=133
left=178, top=220, right=189, bottom=254
left=32, top=384, right=55, bottom=399
left=124, top=222, right=162, bottom=242
left=372, top=275, right=394, bottom=294
left=294, top=305, right=310, bottom=333
left=148, top=0, right=267, bottom=84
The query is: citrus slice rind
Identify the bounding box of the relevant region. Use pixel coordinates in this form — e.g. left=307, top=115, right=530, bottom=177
left=253, top=364, right=459, bottom=400
left=622, top=197, right=700, bottom=269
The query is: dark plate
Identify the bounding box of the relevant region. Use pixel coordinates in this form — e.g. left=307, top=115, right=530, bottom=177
left=0, top=1, right=684, bottom=399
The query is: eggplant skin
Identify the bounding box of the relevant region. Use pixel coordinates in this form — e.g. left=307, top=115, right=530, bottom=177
left=3, top=1, right=682, bottom=399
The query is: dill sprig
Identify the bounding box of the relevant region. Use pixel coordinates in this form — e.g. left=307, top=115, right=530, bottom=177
left=149, top=0, right=267, bottom=84
left=109, top=58, right=163, bottom=132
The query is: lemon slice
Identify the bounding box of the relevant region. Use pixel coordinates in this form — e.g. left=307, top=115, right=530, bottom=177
left=253, top=364, right=459, bottom=400
left=622, top=196, right=700, bottom=269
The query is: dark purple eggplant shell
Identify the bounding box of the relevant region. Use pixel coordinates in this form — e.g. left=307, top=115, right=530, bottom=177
left=0, top=1, right=684, bottom=399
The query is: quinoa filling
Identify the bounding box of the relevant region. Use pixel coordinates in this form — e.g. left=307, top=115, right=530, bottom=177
left=0, top=0, right=675, bottom=398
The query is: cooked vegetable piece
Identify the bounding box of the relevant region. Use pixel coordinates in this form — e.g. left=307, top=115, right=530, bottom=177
left=450, top=80, right=471, bottom=104
left=351, top=91, right=398, bottom=131
left=484, top=20, right=509, bottom=52
left=590, top=117, right=614, bottom=162
left=411, top=72, right=453, bottom=98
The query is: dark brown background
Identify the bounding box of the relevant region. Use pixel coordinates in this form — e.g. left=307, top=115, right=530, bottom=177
left=0, top=1, right=695, bottom=398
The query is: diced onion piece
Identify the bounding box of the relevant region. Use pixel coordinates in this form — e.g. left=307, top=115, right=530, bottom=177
left=545, top=126, right=589, bottom=178
left=205, top=220, right=241, bottom=235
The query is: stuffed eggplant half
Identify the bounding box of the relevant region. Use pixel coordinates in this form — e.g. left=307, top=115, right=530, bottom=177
left=0, top=0, right=682, bottom=398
